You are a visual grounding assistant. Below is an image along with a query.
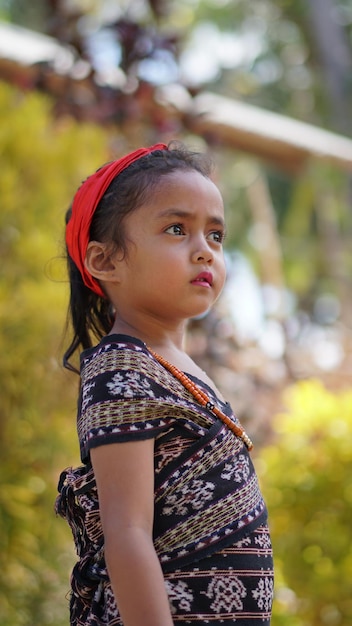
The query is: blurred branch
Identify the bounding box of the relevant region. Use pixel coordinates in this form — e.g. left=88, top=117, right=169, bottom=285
left=245, top=166, right=285, bottom=300
left=306, top=0, right=352, bottom=136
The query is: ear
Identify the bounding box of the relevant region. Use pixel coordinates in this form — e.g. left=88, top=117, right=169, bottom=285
left=85, top=241, right=121, bottom=284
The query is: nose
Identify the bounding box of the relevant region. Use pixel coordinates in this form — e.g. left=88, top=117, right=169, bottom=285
left=191, top=239, right=213, bottom=264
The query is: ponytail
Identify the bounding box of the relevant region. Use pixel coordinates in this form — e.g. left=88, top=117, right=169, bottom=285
left=63, top=214, right=114, bottom=373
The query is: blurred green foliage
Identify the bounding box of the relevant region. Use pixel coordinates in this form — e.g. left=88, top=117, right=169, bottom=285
left=0, top=81, right=109, bottom=625
left=1, top=79, right=351, bottom=626
left=257, top=380, right=352, bottom=626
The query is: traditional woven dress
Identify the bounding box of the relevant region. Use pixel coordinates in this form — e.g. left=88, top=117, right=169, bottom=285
left=56, top=334, right=274, bottom=625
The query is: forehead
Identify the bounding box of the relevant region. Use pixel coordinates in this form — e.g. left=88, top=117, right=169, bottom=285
left=144, top=169, right=224, bottom=214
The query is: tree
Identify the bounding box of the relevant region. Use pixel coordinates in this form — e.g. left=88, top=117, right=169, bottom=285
left=0, top=82, right=108, bottom=626
left=258, top=379, right=352, bottom=626
left=2, top=0, right=352, bottom=134
left=1, top=2, right=351, bottom=314
left=1, top=2, right=352, bottom=620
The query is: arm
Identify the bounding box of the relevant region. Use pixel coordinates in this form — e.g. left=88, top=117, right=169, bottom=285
left=91, top=439, right=174, bottom=626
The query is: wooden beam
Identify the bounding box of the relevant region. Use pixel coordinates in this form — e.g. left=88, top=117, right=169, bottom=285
left=158, top=88, right=352, bottom=172
left=0, top=22, right=75, bottom=67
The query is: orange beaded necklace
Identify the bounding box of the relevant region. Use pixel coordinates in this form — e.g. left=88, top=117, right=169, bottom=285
left=148, top=348, right=253, bottom=451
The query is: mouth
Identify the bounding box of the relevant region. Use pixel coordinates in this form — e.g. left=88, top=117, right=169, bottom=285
left=191, top=271, right=213, bottom=287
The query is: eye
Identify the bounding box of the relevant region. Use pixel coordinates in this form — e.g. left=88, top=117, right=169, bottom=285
left=209, top=230, right=226, bottom=244
left=165, top=224, right=185, bottom=236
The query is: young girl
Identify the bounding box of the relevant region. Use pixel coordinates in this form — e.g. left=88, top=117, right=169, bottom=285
left=56, top=142, right=274, bottom=626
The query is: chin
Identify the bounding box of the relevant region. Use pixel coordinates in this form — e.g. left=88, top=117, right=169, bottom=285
left=190, top=312, right=209, bottom=322
left=189, top=306, right=211, bottom=321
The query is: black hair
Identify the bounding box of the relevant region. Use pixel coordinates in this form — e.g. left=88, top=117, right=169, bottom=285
left=63, top=141, right=213, bottom=372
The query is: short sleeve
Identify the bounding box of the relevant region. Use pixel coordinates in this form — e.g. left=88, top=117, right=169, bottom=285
left=77, top=337, right=212, bottom=463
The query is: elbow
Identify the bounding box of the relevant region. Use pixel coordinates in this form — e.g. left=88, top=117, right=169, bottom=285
left=104, top=522, right=154, bottom=560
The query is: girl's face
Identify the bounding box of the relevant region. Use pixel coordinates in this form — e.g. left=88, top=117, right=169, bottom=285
left=111, top=170, right=227, bottom=326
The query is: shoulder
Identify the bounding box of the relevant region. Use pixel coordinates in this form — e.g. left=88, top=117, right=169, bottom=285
left=80, top=334, right=152, bottom=379
left=80, top=334, right=185, bottom=399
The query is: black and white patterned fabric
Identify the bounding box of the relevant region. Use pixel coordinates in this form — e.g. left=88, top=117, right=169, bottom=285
left=56, top=334, right=273, bottom=624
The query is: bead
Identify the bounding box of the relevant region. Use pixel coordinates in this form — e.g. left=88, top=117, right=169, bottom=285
left=148, top=347, right=253, bottom=451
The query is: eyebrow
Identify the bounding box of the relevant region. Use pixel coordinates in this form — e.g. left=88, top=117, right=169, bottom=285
left=156, top=208, right=226, bottom=228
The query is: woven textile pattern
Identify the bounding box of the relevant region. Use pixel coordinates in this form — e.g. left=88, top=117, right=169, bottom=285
left=56, top=334, right=272, bottom=625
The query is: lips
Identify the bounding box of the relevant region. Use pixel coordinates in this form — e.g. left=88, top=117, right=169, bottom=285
left=191, top=271, right=213, bottom=287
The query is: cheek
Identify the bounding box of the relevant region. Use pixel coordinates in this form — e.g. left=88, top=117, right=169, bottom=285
left=217, top=257, right=227, bottom=288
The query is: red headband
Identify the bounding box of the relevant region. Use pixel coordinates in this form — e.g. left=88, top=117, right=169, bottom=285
left=66, top=143, right=168, bottom=298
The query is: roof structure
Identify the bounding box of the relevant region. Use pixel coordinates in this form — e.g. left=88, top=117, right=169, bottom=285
left=1, top=21, right=352, bottom=173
